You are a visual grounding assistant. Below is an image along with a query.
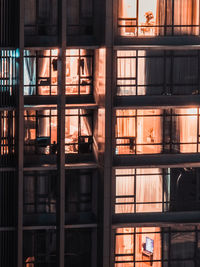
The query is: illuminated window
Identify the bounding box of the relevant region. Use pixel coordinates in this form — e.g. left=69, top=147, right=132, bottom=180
left=117, top=50, right=199, bottom=96
left=0, top=50, right=17, bottom=106
left=115, top=226, right=198, bottom=266
left=23, top=49, right=93, bottom=96
left=115, top=168, right=200, bottom=214
left=24, top=50, right=58, bottom=96
left=118, top=0, right=200, bottom=36
left=115, top=108, right=200, bottom=154
left=65, top=49, right=93, bottom=95
left=24, top=109, right=57, bottom=155
left=115, top=168, right=163, bottom=213
left=65, top=109, right=93, bottom=154
left=115, top=227, right=161, bottom=266
left=0, top=111, right=15, bottom=156
left=116, top=109, right=162, bottom=154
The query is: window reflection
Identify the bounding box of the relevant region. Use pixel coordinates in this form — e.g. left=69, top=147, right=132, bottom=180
left=116, top=108, right=200, bottom=154
left=118, top=0, right=200, bottom=36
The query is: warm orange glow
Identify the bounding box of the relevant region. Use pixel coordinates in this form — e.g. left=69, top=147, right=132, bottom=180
left=115, top=227, right=161, bottom=266
left=119, top=0, right=157, bottom=36
left=116, top=109, right=162, bottom=154
left=115, top=168, right=162, bottom=213
left=65, top=49, right=92, bottom=95
left=119, top=0, right=200, bottom=36
left=177, top=108, right=198, bottom=153
left=65, top=109, right=91, bottom=153
left=37, top=50, right=58, bottom=95
left=24, top=110, right=57, bottom=155
left=116, top=108, right=200, bottom=154
left=25, top=257, right=34, bottom=267
left=0, top=111, right=15, bottom=155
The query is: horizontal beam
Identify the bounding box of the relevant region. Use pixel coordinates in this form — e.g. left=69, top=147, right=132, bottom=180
left=114, top=154, right=200, bottom=168
left=115, top=95, right=200, bottom=108
left=112, top=211, right=200, bottom=227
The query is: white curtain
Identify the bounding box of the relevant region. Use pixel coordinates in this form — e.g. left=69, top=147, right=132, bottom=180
left=157, top=0, right=199, bottom=35
left=136, top=169, right=162, bottom=212
left=174, top=0, right=199, bottom=35
left=117, top=51, right=136, bottom=95
left=24, top=51, right=36, bottom=95
left=116, top=171, right=135, bottom=213
left=176, top=108, right=198, bottom=153
left=115, top=169, right=163, bottom=214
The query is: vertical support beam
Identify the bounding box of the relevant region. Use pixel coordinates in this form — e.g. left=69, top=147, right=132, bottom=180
left=57, top=0, right=66, bottom=266
left=103, top=48, right=113, bottom=267
left=17, top=0, right=24, bottom=266
left=103, top=0, right=114, bottom=266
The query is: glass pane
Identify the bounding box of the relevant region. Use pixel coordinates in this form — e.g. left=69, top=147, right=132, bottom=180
left=116, top=176, right=134, bottom=196
left=170, top=261, right=194, bottom=267
left=138, top=0, right=157, bottom=36
left=115, top=263, right=133, bottom=267
left=119, top=0, right=200, bottom=37
left=116, top=235, right=134, bottom=255
left=173, top=109, right=198, bottom=153
left=135, top=262, right=161, bottom=267
left=136, top=111, right=162, bottom=154
left=117, top=58, right=136, bottom=79
left=136, top=172, right=162, bottom=212
left=173, top=57, right=198, bottom=85
left=170, top=232, right=195, bottom=259
left=116, top=117, right=135, bottom=137
left=135, top=227, right=162, bottom=261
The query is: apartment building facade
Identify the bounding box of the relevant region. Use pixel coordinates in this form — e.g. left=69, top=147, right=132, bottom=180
left=1, top=0, right=200, bottom=266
